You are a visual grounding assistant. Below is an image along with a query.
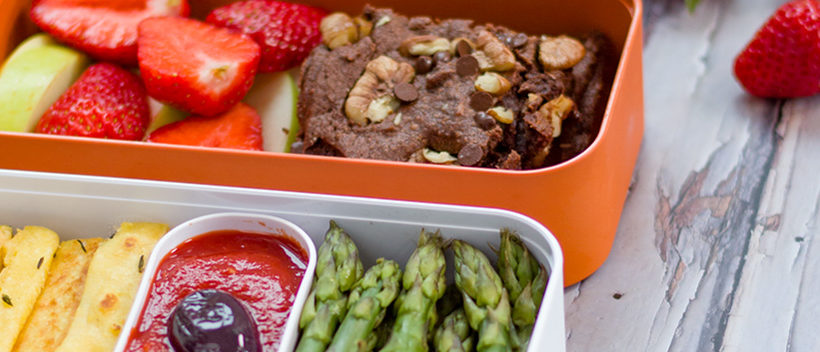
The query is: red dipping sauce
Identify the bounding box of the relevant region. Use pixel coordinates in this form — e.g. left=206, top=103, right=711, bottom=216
left=125, top=230, right=308, bottom=351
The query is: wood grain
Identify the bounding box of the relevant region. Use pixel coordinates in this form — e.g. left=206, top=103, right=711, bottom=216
left=563, top=0, right=820, bottom=350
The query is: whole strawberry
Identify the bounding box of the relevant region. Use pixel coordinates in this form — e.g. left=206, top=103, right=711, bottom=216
left=734, top=0, right=820, bottom=98
left=207, top=0, right=326, bottom=73
left=36, top=63, right=149, bottom=140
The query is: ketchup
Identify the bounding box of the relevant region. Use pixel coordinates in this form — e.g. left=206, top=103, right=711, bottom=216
left=126, top=230, right=307, bottom=351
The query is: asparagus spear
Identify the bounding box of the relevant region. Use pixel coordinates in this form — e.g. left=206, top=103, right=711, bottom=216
left=496, top=229, right=548, bottom=349
left=452, top=240, right=513, bottom=352
left=296, top=221, right=364, bottom=352
left=327, top=258, right=402, bottom=352
left=434, top=308, right=474, bottom=352
left=380, top=231, right=447, bottom=352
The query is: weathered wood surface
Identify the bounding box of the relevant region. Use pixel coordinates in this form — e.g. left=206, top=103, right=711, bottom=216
left=564, top=0, right=820, bottom=351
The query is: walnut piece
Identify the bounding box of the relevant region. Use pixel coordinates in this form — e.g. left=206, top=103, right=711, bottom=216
left=321, top=13, right=358, bottom=49
left=475, top=72, right=511, bottom=95
left=526, top=93, right=544, bottom=110
left=537, top=94, right=575, bottom=137
left=474, top=30, right=516, bottom=72
left=365, top=96, right=400, bottom=123
left=354, top=16, right=373, bottom=38
left=345, top=56, right=415, bottom=125
left=487, top=106, right=515, bottom=124
left=422, top=148, right=458, bottom=164
left=375, top=15, right=391, bottom=27
left=526, top=95, right=575, bottom=167
left=400, top=35, right=452, bottom=56
left=531, top=147, right=550, bottom=168
left=538, top=35, right=586, bottom=70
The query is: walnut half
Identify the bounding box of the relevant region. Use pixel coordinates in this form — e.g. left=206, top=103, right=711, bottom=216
left=321, top=13, right=374, bottom=49
left=345, top=56, right=415, bottom=125
left=320, top=13, right=358, bottom=49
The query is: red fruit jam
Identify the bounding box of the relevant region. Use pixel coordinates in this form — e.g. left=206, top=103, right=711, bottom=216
left=125, top=230, right=308, bottom=351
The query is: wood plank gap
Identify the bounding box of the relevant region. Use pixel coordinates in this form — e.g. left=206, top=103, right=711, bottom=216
left=708, top=100, right=784, bottom=351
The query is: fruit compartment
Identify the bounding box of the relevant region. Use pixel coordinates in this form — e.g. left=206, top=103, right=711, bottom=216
left=0, top=0, right=642, bottom=286
left=0, top=169, right=566, bottom=351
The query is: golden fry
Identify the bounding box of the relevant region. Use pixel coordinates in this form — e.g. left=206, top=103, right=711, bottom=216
left=0, top=226, right=60, bottom=352
left=0, top=226, right=11, bottom=270
left=55, top=222, right=168, bottom=352
left=12, top=238, right=103, bottom=352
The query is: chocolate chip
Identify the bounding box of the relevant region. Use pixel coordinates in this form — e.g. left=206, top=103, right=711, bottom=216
left=455, top=39, right=473, bottom=57
left=458, top=144, right=484, bottom=166
left=433, top=50, right=452, bottom=64
left=414, top=56, right=434, bottom=74
left=469, top=92, right=493, bottom=111
left=510, top=33, right=528, bottom=48
left=474, top=111, right=496, bottom=129
left=394, top=83, right=419, bottom=102
left=456, top=55, right=479, bottom=77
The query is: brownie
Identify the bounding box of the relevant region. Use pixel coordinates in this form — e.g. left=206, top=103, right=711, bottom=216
left=296, top=6, right=614, bottom=169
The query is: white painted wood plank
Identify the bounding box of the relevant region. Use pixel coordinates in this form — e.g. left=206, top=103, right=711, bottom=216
left=563, top=0, right=811, bottom=350
left=722, top=96, right=820, bottom=351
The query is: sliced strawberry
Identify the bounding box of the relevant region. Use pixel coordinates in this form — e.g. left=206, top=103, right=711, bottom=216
left=30, top=0, right=189, bottom=64
left=138, top=16, right=261, bottom=117
left=734, top=0, right=820, bottom=98
left=147, top=102, right=263, bottom=150
left=206, top=0, right=326, bottom=73
left=36, top=62, right=150, bottom=140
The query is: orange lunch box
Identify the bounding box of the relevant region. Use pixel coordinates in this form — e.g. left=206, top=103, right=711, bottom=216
left=0, top=0, right=643, bottom=286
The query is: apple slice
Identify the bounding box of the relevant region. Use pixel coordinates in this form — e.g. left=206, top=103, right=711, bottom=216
left=242, top=71, right=299, bottom=153
left=0, top=43, right=88, bottom=132
left=146, top=97, right=187, bottom=136
left=0, top=33, right=57, bottom=71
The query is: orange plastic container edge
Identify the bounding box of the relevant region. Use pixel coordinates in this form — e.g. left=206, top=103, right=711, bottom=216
left=0, top=0, right=644, bottom=286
